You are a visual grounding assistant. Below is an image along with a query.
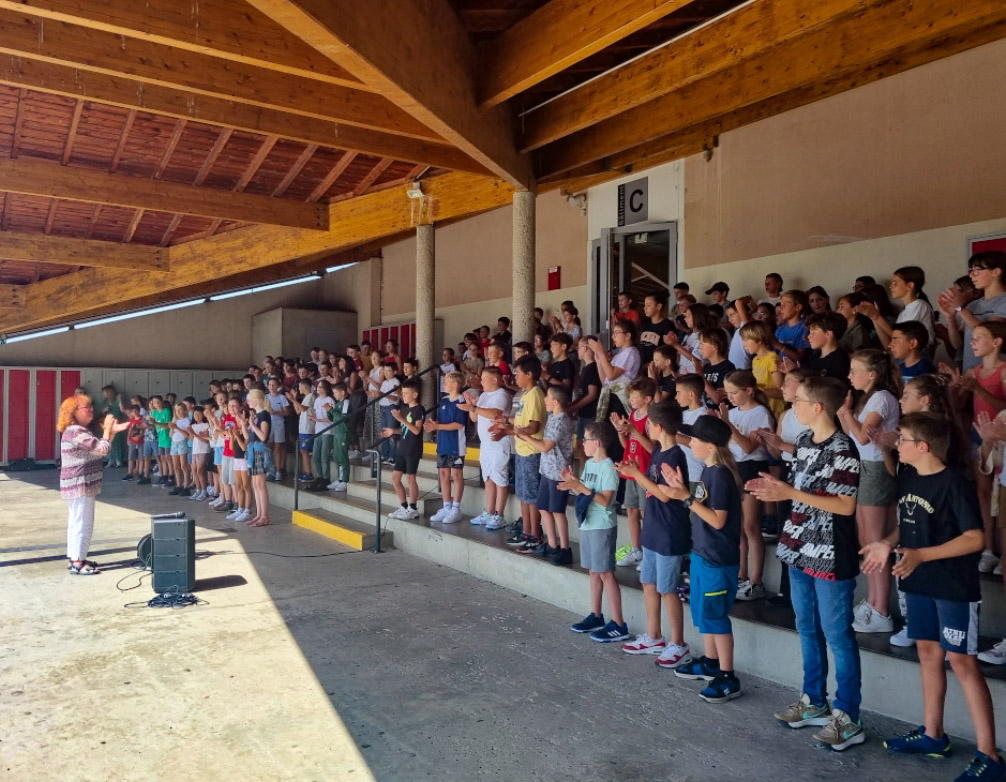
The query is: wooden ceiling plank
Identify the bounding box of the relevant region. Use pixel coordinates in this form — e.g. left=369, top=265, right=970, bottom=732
left=537, top=0, right=1006, bottom=176
left=160, top=126, right=234, bottom=246
left=520, top=0, right=870, bottom=151
left=0, top=171, right=514, bottom=333
left=273, top=144, right=319, bottom=197
left=0, top=157, right=330, bottom=230
left=0, top=0, right=367, bottom=89
left=351, top=158, right=393, bottom=196
left=0, top=230, right=169, bottom=271
left=308, top=152, right=357, bottom=202
left=60, top=98, right=84, bottom=164
left=245, top=0, right=532, bottom=188
left=0, top=8, right=436, bottom=141
left=201, top=135, right=280, bottom=241
left=478, top=0, right=698, bottom=109
left=0, top=56, right=485, bottom=172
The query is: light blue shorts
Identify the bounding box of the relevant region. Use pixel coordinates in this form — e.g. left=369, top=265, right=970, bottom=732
left=640, top=548, right=684, bottom=594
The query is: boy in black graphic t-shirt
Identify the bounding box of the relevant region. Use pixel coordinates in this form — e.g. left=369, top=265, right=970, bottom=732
left=861, top=413, right=1002, bottom=780
left=383, top=379, right=425, bottom=521
left=746, top=377, right=863, bottom=751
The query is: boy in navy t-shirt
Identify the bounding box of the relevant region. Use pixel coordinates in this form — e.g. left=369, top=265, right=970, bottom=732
left=862, top=412, right=1002, bottom=781
left=617, top=403, right=693, bottom=670
left=425, top=370, right=468, bottom=524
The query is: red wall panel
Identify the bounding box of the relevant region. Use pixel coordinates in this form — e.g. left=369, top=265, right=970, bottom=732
left=34, top=370, right=57, bottom=461
left=60, top=370, right=81, bottom=403
left=6, top=370, right=30, bottom=461
left=0, top=369, right=5, bottom=462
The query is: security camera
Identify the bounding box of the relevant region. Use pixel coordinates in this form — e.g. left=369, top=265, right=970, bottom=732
left=406, top=182, right=424, bottom=199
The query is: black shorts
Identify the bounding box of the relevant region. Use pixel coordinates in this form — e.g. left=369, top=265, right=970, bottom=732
left=536, top=477, right=570, bottom=513
left=394, top=451, right=421, bottom=475
left=737, top=460, right=770, bottom=485
left=437, top=453, right=465, bottom=470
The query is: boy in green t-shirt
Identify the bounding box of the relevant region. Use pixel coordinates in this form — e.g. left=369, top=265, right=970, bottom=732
left=325, top=382, right=352, bottom=492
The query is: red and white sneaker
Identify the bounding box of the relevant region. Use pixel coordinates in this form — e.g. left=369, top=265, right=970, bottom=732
left=655, top=642, right=692, bottom=669
left=620, top=634, right=666, bottom=655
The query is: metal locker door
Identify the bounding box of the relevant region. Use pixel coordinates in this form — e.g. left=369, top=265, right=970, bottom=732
left=80, top=369, right=103, bottom=398
left=172, top=372, right=193, bottom=399
left=0, top=369, right=6, bottom=464
left=60, top=370, right=81, bottom=402
left=125, top=370, right=150, bottom=400
left=148, top=371, right=170, bottom=397
left=34, top=369, right=58, bottom=462
left=102, top=370, right=126, bottom=397
left=6, top=369, right=30, bottom=461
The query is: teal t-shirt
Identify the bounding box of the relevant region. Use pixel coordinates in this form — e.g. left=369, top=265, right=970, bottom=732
left=578, top=457, right=620, bottom=530
left=150, top=408, right=173, bottom=449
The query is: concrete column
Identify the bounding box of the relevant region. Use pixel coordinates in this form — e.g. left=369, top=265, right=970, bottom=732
left=415, top=223, right=436, bottom=411
left=512, top=190, right=536, bottom=346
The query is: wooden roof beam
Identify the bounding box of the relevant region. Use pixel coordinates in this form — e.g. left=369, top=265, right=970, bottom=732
left=0, top=284, right=26, bottom=309
left=0, top=157, right=329, bottom=231
left=537, top=0, right=1006, bottom=177
left=0, top=0, right=367, bottom=89
left=246, top=0, right=533, bottom=189
left=0, top=56, right=486, bottom=174
left=0, top=172, right=515, bottom=333
left=0, top=231, right=169, bottom=271
left=478, top=0, right=698, bottom=109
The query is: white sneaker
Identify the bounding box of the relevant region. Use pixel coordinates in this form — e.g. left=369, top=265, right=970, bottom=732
left=400, top=507, right=420, bottom=520
left=616, top=548, right=642, bottom=567
left=470, top=511, right=489, bottom=526
left=996, top=561, right=1003, bottom=577
left=979, top=549, right=999, bottom=574
left=979, top=639, right=1006, bottom=665
left=655, top=642, right=692, bottom=669
left=226, top=508, right=242, bottom=520
left=485, top=514, right=506, bottom=530
left=388, top=507, right=410, bottom=520
left=852, top=604, right=894, bottom=633
left=430, top=507, right=450, bottom=522
left=348, top=449, right=361, bottom=460
left=889, top=626, right=915, bottom=647
left=329, top=481, right=348, bottom=492
left=443, top=507, right=462, bottom=524
left=635, top=561, right=642, bottom=572
left=620, top=634, right=666, bottom=655
left=853, top=599, right=871, bottom=623
left=234, top=510, right=252, bottom=523
left=736, top=582, right=769, bottom=601
left=208, top=497, right=223, bottom=508
left=189, top=490, right=205, bottom=501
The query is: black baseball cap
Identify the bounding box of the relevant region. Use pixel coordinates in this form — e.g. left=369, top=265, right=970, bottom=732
left=705, top=281, right=729, bottom=295
left=679, top=415, right=731, bottom=447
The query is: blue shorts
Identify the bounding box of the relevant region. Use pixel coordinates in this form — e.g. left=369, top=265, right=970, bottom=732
left=536, top=476, right=569, bottom=513
left=640, top=548, right=683, bottom=594
left=514, top=453, right=541, bottom=503
left=143, top=441, right=158, bottom=459
left=298, top=434, right=314, bottom=452
left=690, top=554, right=739, bottom=635
left=213, top=446, right=224, bottom=466
left=905, top=592, right=980, bottom=655
left=128, top=443, right=142, bottom=462
left=169, top=441, right=188, bottom=456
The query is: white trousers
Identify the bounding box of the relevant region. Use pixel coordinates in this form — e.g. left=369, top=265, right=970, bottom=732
left=66, top=496, right=96, bottom=561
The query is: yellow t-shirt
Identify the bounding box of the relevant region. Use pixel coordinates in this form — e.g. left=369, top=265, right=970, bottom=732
left=751, top=352, right=785, bottom=419
left=513, top=386, right=546, bottom=457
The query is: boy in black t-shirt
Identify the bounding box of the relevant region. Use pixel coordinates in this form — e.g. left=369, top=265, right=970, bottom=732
left=746, top=377, right=863, bottom=751
left=648, top=344, right=677, bottom=403
left=383, top=379, right=426, bottom=521
left=799, top=312, right=851, bottom=382
left=862, top=413, right=1003, bottom=781
left=542, top=332, right=576, bottom=395
left=698, top=328, right=734, bottom=406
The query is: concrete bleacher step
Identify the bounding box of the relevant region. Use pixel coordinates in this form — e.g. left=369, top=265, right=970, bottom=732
left=292, top=508, right=392, bottom=551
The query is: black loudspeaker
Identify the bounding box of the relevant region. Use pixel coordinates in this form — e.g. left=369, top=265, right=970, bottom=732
left=151, top=513, right=195, bottom=593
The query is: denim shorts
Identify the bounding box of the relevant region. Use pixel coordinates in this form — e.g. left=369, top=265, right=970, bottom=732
left=640, top=548, right=683, bottom=594
left=128, top=443, right=142, bottom=461
left=169, top=440, right=188, bottom=457
left=213, top=446, right=224, bottom=466
left=514, top=453, right=541, bottom=503
left=143, top=441, right=158, bottom=459
left=298, top=434, right=314, bottom=452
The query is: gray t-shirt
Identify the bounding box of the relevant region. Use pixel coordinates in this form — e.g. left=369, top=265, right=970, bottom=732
left=960, top=293, right=1006, bottom=369
left=540, top=412, right=574, bottom=480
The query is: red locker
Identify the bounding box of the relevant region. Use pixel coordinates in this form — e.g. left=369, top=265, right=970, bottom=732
left=0, top=369, right=5, bottom=463
left=60, top=370, right=81, bottom=402
left=409, top=324, right=417, bottom=358
left=34, top=370, right=57, bottom=462
left=6, top=369, right=30, bottom=461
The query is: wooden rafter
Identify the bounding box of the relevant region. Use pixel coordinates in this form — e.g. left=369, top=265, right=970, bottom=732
left=246, top=0, right=532, bottom=188
left=273, top=145, right=319, bottom=198
left=0, top=157, right=329, bottom=231
left=0, top=171, right=515, bottom=333
left=196, top=136, right=280, bottom=242
left=160, top=127, right=234, bottom=246
left=0, top=8, right=435, bottom=142
left=537, top=0, right=1006, bottom=176
left=0, top=0, right=367, bottom=89
left=478, top=0, right=697, bottom=109
left=0, top=57, right=484, bottom=173
left=125, top=118, right=185, bottom=243
left=61, top=99, right=84, bottom=164
left=308, top=152, right=357, bottom=203
left=352, top=158, right=393, bottom=197
left=0, top=230, right=168, bottom=271
left=0, top=87, right=27, bottom=231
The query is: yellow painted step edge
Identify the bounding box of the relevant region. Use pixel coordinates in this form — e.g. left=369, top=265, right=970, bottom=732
left=422, top=441, right=480, bottom=460
left=292, top=510, right=367, bottom=550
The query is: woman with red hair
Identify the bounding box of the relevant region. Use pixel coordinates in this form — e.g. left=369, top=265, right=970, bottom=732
left=57, top=393, right=129, bottom=574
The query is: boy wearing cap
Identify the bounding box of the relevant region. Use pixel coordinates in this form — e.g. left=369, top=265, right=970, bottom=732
left=745, top=377, right=864, bottom=751
left=706, top=282, right=730, bottom=306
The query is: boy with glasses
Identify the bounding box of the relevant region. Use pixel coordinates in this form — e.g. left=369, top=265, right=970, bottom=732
left=939, top=250, right=1006, bottom=371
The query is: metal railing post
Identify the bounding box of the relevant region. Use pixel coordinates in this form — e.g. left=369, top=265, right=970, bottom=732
left=366, top=446, right=383, bottom=553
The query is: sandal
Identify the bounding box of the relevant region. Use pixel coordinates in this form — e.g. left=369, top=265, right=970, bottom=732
left=68, top=561, right=100, bottom=575
left=67, top=559, right=99, bottom=570
left=247, top=520, right=271, bottom=527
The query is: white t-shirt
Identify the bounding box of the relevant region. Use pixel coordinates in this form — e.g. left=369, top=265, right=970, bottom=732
left=607, top=346, right=641, bottom=385
left=854, top=390, right=899, bottom=462
left=313, top=395, right=334, bottom=434
left=680, top=333, right=703, bottom=375
left=266, top=393, right=290, bottom=426
left=212, top=410, right=225, bottom=448
left=779, top=408, right=810, bottom=464
left=728, top=328, right=752, bottom=370
left=728, top=405, right=773, bottom=462
left=299, top=392, right=316, bottom=436
left=475, top=387, right=512, bottom=453
left=897, top=299, right=935, bottom=346
left=681, top=406, right=710, bottom=480
left=171, top=417, right=190, bottom=443
left=379, top=378, right=399, bottom=407
left=190, top=422, right=211, bottom=455
left=439, top=363, right=456, bottom=393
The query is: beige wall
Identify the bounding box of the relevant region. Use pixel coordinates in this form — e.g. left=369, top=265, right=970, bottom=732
left=684, top=38, right=1006, bottom=271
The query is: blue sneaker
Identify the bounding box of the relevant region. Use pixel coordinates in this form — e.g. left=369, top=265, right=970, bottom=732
left=699, top=673, right=742, bottom=703
left=570, top=613, right=605, bottom=634
left=673, top=656, right=720, bottom=681
left=955, top=752, right=1006, bottom=781
left=884, top=726, right=952, bottom=757
left=589, top=620, right=630, bottom=643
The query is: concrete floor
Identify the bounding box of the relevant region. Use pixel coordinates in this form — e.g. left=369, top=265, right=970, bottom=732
left=0, top=468, right=989, bottom=782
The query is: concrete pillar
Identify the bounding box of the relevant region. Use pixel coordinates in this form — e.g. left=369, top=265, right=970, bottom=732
left=415, top=223, right=436, bottom=411
left=512, top=190, right=536, bottom=346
